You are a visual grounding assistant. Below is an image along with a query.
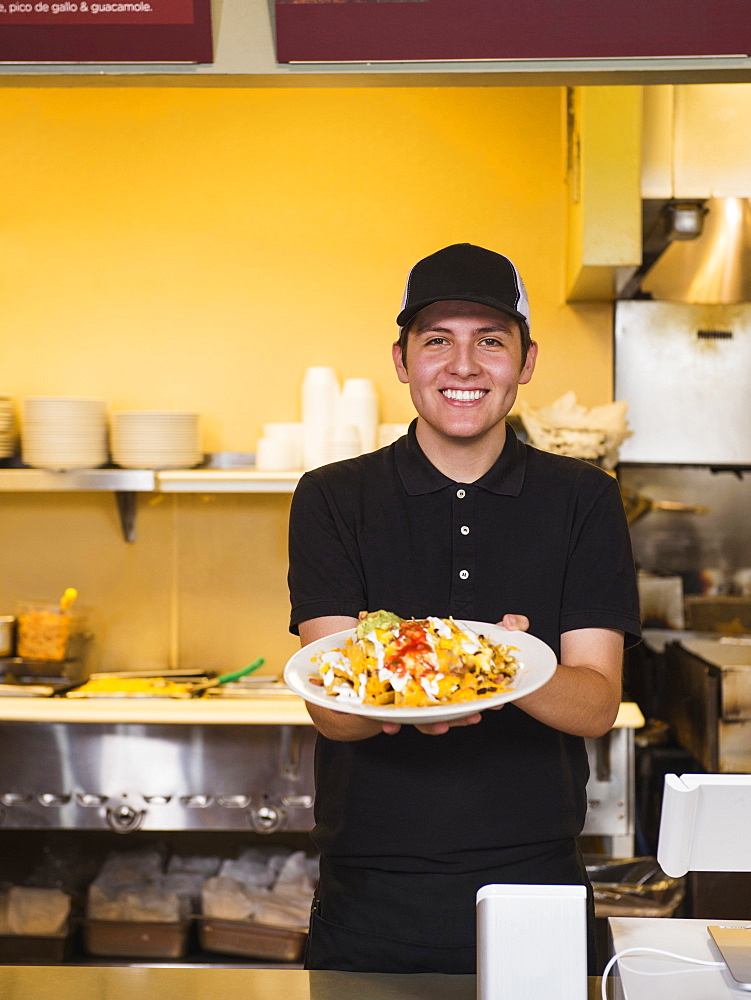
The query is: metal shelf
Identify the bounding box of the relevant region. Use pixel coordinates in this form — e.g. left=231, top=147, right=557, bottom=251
left=0, top=469, right=155, bottom=492
left=156, top=470, right=301, bottom=493
left=0, top=467, right=301, bottom=541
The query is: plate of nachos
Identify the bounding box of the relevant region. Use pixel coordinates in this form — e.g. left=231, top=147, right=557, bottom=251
left=283, top=610, right=557, bottom=724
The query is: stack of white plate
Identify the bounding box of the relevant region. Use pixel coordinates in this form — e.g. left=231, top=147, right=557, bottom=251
left=0, top=396, right=17, bottom=459
left=111, top=411, right=202, bottom=469
left=22, top=397, right=108, bottom=471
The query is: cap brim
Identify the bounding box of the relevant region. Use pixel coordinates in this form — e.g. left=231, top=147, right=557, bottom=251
left=397, top=295, right=529, bottom=331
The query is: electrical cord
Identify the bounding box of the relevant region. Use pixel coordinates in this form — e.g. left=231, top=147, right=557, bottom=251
left=601, top=946, right=725, bottom=1000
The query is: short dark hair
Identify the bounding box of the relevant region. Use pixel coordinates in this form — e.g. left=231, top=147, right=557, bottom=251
left=396, top=313, right=532, bottom=369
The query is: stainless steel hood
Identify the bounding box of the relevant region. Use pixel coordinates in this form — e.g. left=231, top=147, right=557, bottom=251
left=614, top=299, right=751, bottom=465
left=621, top=197, right=751, bottom=304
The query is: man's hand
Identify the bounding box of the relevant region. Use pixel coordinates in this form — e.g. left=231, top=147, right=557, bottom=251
left=499, top=613, right=530, bottom=633
left=386, top=712, right=483, bottom=738
left=495, top=614, right=624, bottom=738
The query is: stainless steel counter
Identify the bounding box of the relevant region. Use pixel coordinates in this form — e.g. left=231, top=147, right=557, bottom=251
left=0, top=966, right=605, bottom=1000
left=0, top=703, right=642, bottom=840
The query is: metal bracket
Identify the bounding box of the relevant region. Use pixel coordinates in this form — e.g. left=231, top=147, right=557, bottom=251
left=595, top=730, right=612, bottom=783
left=114, top=491, right=137, bottom=543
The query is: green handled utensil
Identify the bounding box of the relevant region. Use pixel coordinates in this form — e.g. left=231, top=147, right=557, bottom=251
left=190, top=656, right=265, bottom=696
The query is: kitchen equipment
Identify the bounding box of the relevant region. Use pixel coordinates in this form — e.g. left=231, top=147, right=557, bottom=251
left=614, top=300, right=751, bottom=465
left=197, top=917, right=307, bottom=962
left=0, top=713, right=636, bottom=842
left=0, top=616, right=15, bottom=657
left=622, top=491, right=710, bottom=526
left=683, top=596, right=751, bottom=633
left=83, top=919, right=190, bottom=959
left=15, top=599, right=88, bottom=663
left=584, top=856, right=684, bottom=918
left=636, top=572, right=685, bottom=629
left=187, top=658, right=265, bottom=696
left=61, top=658, right=265, bottom=699
left=641, top=197, right=751, bottom=305
left=0, top=683, right=57, bottom=697
left=0, top=720, right=318, bottom=832
left=0, top=927, right=74, bottom=964
left=664, top=637, right=751, bottom=771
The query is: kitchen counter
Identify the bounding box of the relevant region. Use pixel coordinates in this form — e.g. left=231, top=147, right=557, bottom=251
left=0, top=692, right=643, bottom=728
left=0, top=966, right=605, bottom=1000
left=0, top=692, right=311, bottom=725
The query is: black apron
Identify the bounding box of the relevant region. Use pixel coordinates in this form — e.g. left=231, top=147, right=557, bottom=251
left=305, top=838, right=597, bottom=975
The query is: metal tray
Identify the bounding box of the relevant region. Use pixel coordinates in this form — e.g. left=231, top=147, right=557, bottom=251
left=0, top=929, right=74, bottom=964
left=83, top=919, right=190, bottom=959
left=197, top=917, right=306, bottom=962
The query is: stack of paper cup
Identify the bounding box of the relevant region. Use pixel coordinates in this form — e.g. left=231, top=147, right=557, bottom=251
left=302, top=367, right=339, bottom=470
left=339, top=378, right=378, bottom=454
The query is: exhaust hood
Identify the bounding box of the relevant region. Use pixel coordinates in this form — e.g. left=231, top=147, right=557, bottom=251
left=620, top=197, right=751, bottom=304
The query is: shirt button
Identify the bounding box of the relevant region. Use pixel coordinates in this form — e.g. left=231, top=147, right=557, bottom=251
left=459, top=569, right=469, bottom=580
left=460, top=525, right=470, bottom=535
left=456, top=489, right=466, bottom=499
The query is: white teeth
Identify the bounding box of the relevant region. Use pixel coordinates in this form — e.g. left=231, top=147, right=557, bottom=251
left=442, top=389, right=486, bottom=401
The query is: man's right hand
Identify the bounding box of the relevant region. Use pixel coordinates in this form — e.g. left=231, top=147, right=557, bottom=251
left=305, top=701, right=392, bottom=741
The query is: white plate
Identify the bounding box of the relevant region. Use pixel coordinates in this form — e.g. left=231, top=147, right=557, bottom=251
left=283, top=620, right=557, bottom=724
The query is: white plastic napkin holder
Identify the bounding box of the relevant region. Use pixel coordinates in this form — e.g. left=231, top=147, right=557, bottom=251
left=476, top=883, right=587, bottom=1000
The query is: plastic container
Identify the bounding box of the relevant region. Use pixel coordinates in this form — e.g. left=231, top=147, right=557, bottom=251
left=585, top=856, right=685, bottom=918
left=197, top=917, right=306, bottom=962
left=15, top=602, right=87, bottom=663
left=83, top=919, right=190, bottom=959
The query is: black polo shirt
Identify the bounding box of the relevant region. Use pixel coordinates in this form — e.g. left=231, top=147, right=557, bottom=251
left=288, top=420, right=640, bottom=872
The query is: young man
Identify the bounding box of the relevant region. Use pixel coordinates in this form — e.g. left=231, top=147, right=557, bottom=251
left=288, top=243, right=640, bottom=974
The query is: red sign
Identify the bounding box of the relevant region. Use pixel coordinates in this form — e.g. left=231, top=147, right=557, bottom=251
left=0, top=0, right=211, bottom=61
left=275, top=0, right=751, bottom=63
left=1, top=0, right=194, bottom=25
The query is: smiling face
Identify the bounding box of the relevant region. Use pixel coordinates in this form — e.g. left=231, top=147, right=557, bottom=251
left=392, top=299, right=537, bottom=460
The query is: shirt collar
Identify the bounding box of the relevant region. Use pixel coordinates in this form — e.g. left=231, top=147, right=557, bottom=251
left=395, top=418, right=527, bottom=497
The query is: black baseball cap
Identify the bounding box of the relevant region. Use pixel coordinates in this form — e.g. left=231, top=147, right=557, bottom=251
left=396, top=243, right=531, bottom=332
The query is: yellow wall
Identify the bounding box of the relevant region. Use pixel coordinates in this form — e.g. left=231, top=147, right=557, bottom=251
left=0, top=83, right=616, bottom=674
